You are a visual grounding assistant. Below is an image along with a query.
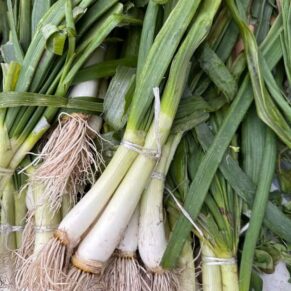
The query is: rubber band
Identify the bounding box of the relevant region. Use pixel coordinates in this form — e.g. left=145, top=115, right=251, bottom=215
left=203, top=256, right=236, bottom=266
left=121, top=140, right=160, bottom=160
left=0, top=224, right=24, bottom=234
left=120, top=87, right=162, bottom=161
left=0, top=167, right=14, bottom=176
left=151, top=171, right=165, bottom=181
left=34, top=225, right=57, bottom=233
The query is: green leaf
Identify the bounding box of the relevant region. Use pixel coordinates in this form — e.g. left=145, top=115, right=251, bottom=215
left=73, top=57, right=137, bottom=84
left=225, top=0, right=291, bottom=147
left=199, top=44, right=237, bottom=102
left=42, top=24, right=67, bottom=56
left=104, top=66, right=136, bottom=130
left=0, top=92, right=103, bottom=113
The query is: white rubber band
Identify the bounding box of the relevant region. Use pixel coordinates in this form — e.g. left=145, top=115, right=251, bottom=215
left=0, top=224, right=24, bottom=234
left=34, top=225, right=57, bottom=233
left=121, top=140, right=160, bottom=160
left=0, top=167, right=14, bottom=176
left=120, top=87, right=162, bottom=161
left=151, top=171, right=165, bottom=181
left=203, top=256, right=236, bottom=266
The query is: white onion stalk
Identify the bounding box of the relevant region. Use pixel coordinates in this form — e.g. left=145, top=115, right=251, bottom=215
left=31, top=5, right=198, bottom=284
left=0, top=178, right=16, bottom=288
left=28, top=49, right=105, bottom=213
left=139, top=133, right=182, bottom=291
left=69, top=111, right=172, bottom=273
left=201, top=243, right=222, bottom=291
left=101, top=208, right=142, bottom=291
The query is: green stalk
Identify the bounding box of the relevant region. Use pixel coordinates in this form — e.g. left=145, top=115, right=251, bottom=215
left=136, top=0, right=158, bottom=80
left=33, top=183, right=61, bottom=255
left=239, top=129, right=276, bottom=291
left=19, top=0, right=31, bottom=52
left=162, top=9, right=284, bottom=267
left=0, top=178, right=16, bottom=254
left=126, top=0, right=202, bottom=132
left=13, top=158, right=29, bottom=248
left=178, top=240, right=197, bottom=291
left=5, top=4, right=124, bottom=171
left=221, top=263, right=239, bottom=291
left=225, top=0, right=291, bottom=147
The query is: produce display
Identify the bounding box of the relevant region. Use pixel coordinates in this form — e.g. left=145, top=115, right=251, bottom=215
left=0, top=0, right=290, bottom=290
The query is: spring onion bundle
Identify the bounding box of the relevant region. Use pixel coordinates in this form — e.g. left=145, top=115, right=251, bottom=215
left=1, top=0, right=291, bottom=290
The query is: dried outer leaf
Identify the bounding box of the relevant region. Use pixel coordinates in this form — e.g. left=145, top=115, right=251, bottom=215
left=73, top=57, right=137, bottom=84
left=225, top=0, right=291, bottom=147
left=104, top=66, right=136, bottom=130
left=0, top=91, right=103, bottom=113
left=199, top=44, right=238, bottom=102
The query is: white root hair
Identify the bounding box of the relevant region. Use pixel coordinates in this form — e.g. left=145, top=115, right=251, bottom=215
left=15, top=237, right=68, bottom=290
left=102, top=253, right=143, bottom=291
left=141, top=269, right=180, bottom=291
left=65, top=266, right=103, bottom=291
left=29, top=113, right=104, bottom=213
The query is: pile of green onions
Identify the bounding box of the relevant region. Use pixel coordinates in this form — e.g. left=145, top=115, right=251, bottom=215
left=0, top=0, right=291, bottom=290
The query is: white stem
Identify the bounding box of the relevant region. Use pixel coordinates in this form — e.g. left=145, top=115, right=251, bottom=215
left=138, top=133, right=182, bottom=270
left=58, top=131, right=141, bottom=246
left=201, top=244, right=222, bottom=291
left=118, top=206, right=139, bottom=253
left=33, top=184, right=61, bottom=255
left=74, top=112, right=173, bottom=265
left=178, top=240, right=197, bottom=291
left=69, top=47, right=106, bottom=98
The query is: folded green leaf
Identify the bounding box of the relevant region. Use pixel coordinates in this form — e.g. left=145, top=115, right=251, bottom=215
left=0, top=92, right=103, bottom=113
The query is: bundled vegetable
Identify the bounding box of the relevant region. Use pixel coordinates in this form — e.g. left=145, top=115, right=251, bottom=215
left=0, top=0, right=291, bottom=290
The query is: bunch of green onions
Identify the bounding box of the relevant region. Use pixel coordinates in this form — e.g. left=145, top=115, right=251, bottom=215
left=0, top=0, right=291, bottom=290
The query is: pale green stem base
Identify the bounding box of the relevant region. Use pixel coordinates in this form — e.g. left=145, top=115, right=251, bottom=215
left=202, top=245, right=222, bottom=291
left=0, top=178, right=16, bottom=254
left=33, top=182, right=61, bottom=255
left=221, top=263, right=239, bottom=291
left=178, top=239, right=197, bottom=291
